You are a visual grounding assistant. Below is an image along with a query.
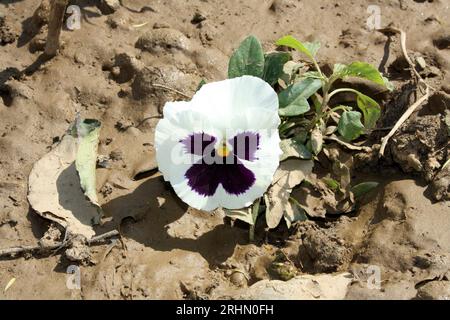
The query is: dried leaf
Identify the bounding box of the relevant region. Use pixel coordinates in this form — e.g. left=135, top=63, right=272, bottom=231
left=284, top=199, right=307, bottom=228
left=224, top=198, right=260, bottom=225
left=28, top=119, right=102, bottom=239
left=224, top=207, right=254, bottom=225
left=310, top=127, right=323, bottom=155
left=266, top=160, right=313, bottom=229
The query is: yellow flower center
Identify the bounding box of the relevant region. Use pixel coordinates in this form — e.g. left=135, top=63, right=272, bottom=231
left=217, top=141, right=231, bottom=157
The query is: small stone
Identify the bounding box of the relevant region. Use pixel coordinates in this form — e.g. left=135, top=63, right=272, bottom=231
left=74, top=52, right=88, bottom=64
left=111, top=66, right=121, bottom=77
left=157, top=196, right=166, bottom=208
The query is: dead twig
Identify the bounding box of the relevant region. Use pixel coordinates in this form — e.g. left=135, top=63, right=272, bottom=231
left=87, top=230, right=120, bottom=245
left=324, top=135, right=372, bottom=152
left=377, top=27, right=432, bottom=156
left=44, top=0, right=69, bottom=58
left=135, top=115, right=162, bottom=128
left=0, top=230, right=120, bottom=259
left=151, top=83, right=191, bottom=99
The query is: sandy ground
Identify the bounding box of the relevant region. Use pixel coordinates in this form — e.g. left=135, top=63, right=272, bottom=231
left=0, top=0, right=449, bottom=299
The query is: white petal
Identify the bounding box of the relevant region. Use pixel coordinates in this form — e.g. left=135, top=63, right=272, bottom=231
left=191, top=76, right=279, bottom=131
left=155, top=101, right=219, bottom=182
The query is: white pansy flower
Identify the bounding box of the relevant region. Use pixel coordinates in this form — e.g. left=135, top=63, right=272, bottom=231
left=155, top=75, right=281, bottom=211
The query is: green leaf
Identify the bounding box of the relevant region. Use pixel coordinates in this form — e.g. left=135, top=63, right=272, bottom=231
left=278, top=97, right=310, bottom=116
left=293, top=130, right=309, bottom=144
left=278, top=78, right=322, bottom=116
left=334, top=62, right=385, bottom=86
left=303, top=41, right=321, bottom=57
left=263, top=52, right=291, bottom=85
left=276, top=35, right=320, bottom=59
left=280, top=139, right=312, bottom=161
left=278, top=121, right=297, bottom=136
left=228, top=35, right=265, bottom=78
left=356, top=93, right=381, bottom=129
left=351, top=181, right=379, bottom=198
left=311, top=93, right=322, bottom=114
left=382, top=76, right=394, bottom=92
left=279, top=78, right=322, bottom=108
left=323, top=178, right=340, bottom=192
left=338, top=111, right=365, bottom=141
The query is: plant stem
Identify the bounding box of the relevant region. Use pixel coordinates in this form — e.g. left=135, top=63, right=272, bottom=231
left=330, top=105, right=352, bottom=113
left=249, top=224, right=255, bottom=243
left=328, top=87, right=361, bottom=100
left=308, top=79, right=331, bottom=131
left=312, top=58, right=323, bottom=78
left=249, top=198, right=261, bottom=243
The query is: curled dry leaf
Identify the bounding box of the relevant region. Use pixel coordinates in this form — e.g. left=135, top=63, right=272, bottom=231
left=28, top=119, right=102, bottom=239
left=283, top=199, right=307, bottom=228
left=224, top=207, right=254, bottom=225
left=224, top=198, right=260, bottom=226
left=310, top=127, right=323, bottom=155
left=265, top=159, right=313, bottom=229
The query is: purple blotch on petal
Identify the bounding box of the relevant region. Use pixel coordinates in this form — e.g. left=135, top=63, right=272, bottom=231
left=229, top=131, right=260, bottom=161
left=181, top=132, right=216, bottom=156
left=185, top=155, right=256, bottom=196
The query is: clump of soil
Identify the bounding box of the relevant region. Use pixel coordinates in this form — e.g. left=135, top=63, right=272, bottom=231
left=297, top=221, right=353, bottom=274
left=0, top=13, right=16, bottom=45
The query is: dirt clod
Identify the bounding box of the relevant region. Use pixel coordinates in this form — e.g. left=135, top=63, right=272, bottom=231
left=135, top=28, right=192, bottom=54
